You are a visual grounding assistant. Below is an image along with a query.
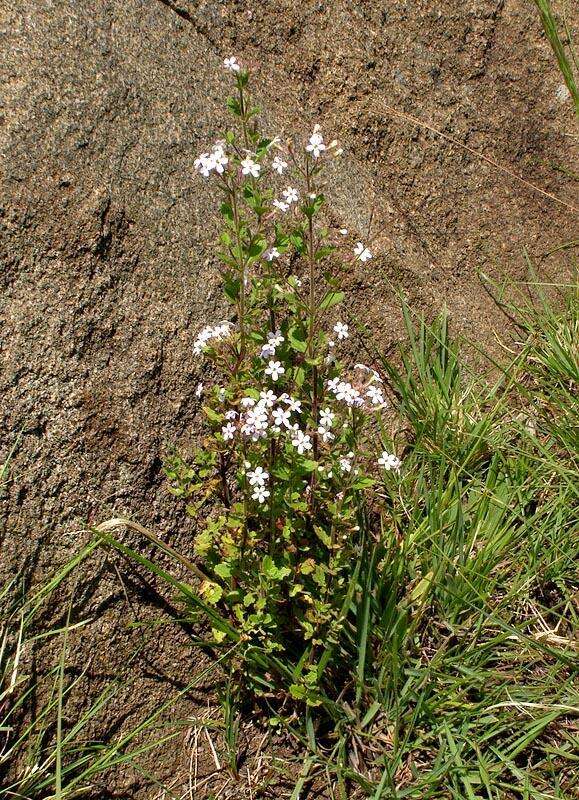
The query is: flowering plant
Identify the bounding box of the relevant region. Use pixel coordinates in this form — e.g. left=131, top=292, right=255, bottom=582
left=168, top=58, right=402, bottom=707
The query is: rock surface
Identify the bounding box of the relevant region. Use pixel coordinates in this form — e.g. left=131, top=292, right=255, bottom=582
left=1, top=0, right=577, bottom=795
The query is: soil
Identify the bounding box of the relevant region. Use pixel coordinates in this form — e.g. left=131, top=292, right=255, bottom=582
left=0, top=0, right=577, bottom=796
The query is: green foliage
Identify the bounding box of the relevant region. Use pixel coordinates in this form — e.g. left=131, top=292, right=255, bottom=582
left=534, top=0, right=579, bottom=116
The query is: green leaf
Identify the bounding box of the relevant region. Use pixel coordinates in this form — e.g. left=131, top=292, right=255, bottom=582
left=211, top=627, right=227, bottom=643
left=214, top=563, right=232, bottom=580
left=203, top=406, right=223, bottom=423
left=220, top=202, right=234, bottom=221
left=314, top=525, right=332, bottom=547
left=314, top=245, right=335, bottom=261
left=223, top=274, right=240, bottom=302
left=288, top=325, right=307, bottom=353
left=290, top=230, right=306, bottom=255
left=200, top=581, right=223, bottom=605
left=289, top=683, right=307, bottom=700
left=319, top=290, right=345, bottom=311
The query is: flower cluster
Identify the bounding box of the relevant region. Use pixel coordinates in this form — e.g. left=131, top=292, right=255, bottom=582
left=194, top=141, right=229, bottom=178
left=193, top=321, right=233, bottom=355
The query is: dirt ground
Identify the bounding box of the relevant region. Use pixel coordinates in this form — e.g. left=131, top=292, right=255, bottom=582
left=1, top=0, right=577, bottom=796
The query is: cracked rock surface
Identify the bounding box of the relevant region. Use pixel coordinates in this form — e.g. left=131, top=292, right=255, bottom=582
left=1, top=0, right=576, bottom=794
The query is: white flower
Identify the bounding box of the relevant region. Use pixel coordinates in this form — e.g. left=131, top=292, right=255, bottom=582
left=260, top=343, right=276, bottom=359
left=247, top=466, right=269, bottom=486
left=339, top=456, right=352, bottom=473
left=306, top=131, right=326, bottom=158
left=327, top=377, right=340, bottom=392
left=335, top=381, right=353, bottom=401
left=242, top=406, right=268, bottom=438
left=193, top=322, right=232, bottom=355
left=194, top=153, right=213, bottom=178
left=267, top=330, right=284, bottom=348
left=318, top=426, right=335, bottom=443
left=221, top=422, right=236, bottom=441
left=225, top=409, right=237, bottom=420
left=211, top=147, right=229, bottom=175
left=282, top=186, right=299, bottom=204
left=320, top=408, right=335, bottom=428
left=291, top=429, right=312, bottom=454
left=272, top=406, right=291, bottom=429
left=195, top=382, right=203, bottom=398
left=273, top=199, right=289, bottom=212
left=265, top=360, right=285, bottom=381
left=354, top=242, right=372, bottom=262
left=272, top=155, right=288, bottom=174
left=259, top=389, right=277, bottom=407
left=285, top=397, right=302, bottom=413
left=223, top=56, right=241, bottom=73
left=251, top=485, right=270, bottom=504
left=366, top=386, right=385, bottom=405
left=265, top=247, right=280, bottom=261
left=339, top=228, right=348, bottom=236
left=333, top=322, right=349, bottom=340
left=378, top=451, right=402, bottom=472
left=241, top=156, right=261, bottom=177
left=240, top=396, right=256, bottom=408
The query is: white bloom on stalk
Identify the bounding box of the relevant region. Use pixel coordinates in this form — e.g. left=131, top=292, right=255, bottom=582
left=242, top=406, right=268, bottom=439
left=265, top=360, right=285, bottom=381
left=354, top=242, right=372, bottom=262
left=272, top=155, right=288, bottom=174
left=366, top=385, right=385, bottom=406
left=193, top=322, right=232, bottom=355
left=282, top=186, right=299, bottom=204
left=327, top=377, right=340, bottom=393
left=223, top=56, right=241, bottom=73
left=251, top=485, right=270, bottom=504
left=273, top=199, right=289, bottom=212
left=241, top=156, right=261, bottom=177
left=318, top=426, right=335, bottom=443
left=211, top=146, right=229, bottom=175
left=194, top=153, right=213, bottom=178
left=225, top=409, right=237, bottom=420
left=194, top=144, right=228, bottom=178
left=265, top=247, right=280, bottom=261
left=240, top=396, right=256, bottom=408
left=333, top=322, right=349, bottom=340
left=291, top=429, right=312, bottom=454
left=221, top=422, right=236, bottom=441
left=306, top=128, right=326, bottom=158
left=334, top=381, right=360, bottom=407
left=378, top=451, right=402, bottom=472
left=320, top=408, right=335, bottom=428
left=285, top=397, right=302, bottom=413
left=259, top=389, right=277, bottom=407
left=267, top=330, right=284, bottom=348
left=247, top=466, right=269, bottom=486
left=195, top=383, right=203, bottom=398
left=339, top=455, right=353, bottom=473
left=272, top=406, right=291, bottom=429
left=260, top=342, right=276, bottom=359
